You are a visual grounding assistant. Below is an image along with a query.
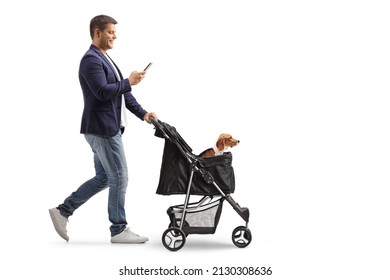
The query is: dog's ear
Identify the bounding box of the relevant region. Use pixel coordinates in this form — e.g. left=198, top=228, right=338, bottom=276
left=216, top=134, right=226, bottom=151
left=216, top=133, right=231, bottom=151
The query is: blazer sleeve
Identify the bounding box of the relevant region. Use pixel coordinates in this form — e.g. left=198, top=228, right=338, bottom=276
left=79, top=53, right=132, bottom=101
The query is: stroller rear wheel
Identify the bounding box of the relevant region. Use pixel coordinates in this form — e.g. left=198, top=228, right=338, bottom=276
left=232, top=226, right=252, bottom=248
left=162, top=227, right=186, bottom=251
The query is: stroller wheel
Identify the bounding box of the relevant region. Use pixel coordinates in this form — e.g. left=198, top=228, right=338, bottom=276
left=232, top=226, right=252, bottom=248
left=162, top=228, right=186, bottom=251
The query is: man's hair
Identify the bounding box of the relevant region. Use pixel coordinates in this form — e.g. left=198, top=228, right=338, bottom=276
left=90, top=15, right=117, bottom=39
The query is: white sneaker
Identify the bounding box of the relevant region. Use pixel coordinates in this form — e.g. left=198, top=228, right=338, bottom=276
left=49, top=208, right=69, bottom=241
left=111, top=228, right=149, bottom=244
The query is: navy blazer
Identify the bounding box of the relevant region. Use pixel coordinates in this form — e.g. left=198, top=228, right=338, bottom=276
left=79, top=45, right=147, bottom=137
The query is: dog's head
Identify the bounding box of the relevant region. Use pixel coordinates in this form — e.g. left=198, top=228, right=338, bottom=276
left=216, top=133, right=240, bottom=152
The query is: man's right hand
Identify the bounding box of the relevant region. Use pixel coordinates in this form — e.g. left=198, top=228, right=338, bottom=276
left=129, top=71, right=146, bottom=85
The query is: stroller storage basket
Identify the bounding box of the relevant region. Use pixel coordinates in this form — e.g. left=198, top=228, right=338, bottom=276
left=168, top=197, right=224, bottom=234
left=156, top=140, right=235, bottom=196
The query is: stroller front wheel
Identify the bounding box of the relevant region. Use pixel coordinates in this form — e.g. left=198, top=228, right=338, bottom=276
left=162, top=227, right=186, bottom=251
left=232, top=226, right=252, bottom=248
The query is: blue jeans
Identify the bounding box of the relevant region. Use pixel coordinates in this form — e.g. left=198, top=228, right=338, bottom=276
left=58, top=132, right=128, bottom=236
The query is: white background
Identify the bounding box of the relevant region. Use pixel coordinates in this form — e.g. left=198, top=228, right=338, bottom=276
left=1, top=0, right=389, bottom=279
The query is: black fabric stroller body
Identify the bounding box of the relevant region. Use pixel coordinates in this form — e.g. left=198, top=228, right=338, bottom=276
left=151, top=118, right=251, bottom=251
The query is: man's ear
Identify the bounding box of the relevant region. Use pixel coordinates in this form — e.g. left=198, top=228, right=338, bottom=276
left=94, top=29, right=100, bottom=38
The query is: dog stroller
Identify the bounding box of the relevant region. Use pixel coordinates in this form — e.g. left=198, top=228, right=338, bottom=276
left=150, top=118, right=251, bottom=251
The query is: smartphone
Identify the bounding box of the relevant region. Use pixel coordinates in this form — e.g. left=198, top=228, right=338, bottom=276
left=143, top=63, right=153, bottom=71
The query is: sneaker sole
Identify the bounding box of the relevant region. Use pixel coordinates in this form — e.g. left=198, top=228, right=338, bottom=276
left=110, top=238, right=149, bottom=244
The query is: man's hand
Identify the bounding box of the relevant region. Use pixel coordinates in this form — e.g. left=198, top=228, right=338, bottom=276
left=129, top=71, right=146, bottom=85
left=143, top=112, right=158, bottom=124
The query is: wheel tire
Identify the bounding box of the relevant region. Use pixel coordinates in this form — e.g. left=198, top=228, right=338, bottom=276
left=232, top=226, right=252, bottom=248
left=162, top=227, right=186, bottom=251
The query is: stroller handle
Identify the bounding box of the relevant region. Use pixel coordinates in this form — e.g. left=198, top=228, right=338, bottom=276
left=149, top=116, right=159, bottom=127
left=149, top=116, right=193, bottom=156
left=149, top=116, right=170, bottom=140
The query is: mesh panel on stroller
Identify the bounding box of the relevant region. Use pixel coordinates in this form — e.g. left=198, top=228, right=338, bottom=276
left=168, top=197, right=223, bottom=234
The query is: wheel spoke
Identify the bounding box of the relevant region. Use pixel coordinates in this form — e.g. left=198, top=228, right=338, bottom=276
left=234, top=230, right=248, bottom=244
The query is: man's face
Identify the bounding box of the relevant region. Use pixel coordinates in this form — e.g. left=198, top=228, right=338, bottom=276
left=96, top=23, right=116, bottom=52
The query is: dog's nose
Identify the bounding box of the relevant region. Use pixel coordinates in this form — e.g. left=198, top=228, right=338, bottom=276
left=237, top=140, right=240, bottom=143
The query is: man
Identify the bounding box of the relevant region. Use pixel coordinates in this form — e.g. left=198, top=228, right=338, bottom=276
left=49, top=15, right=157, bottom=243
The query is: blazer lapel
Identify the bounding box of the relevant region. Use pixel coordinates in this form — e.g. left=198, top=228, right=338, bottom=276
left=90, top=45, right=122, bottom=81
left=106, top=53, right=124, bottom=80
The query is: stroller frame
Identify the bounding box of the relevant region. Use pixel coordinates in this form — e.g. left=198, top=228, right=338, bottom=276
left=151, top=118, right=251, bottom=251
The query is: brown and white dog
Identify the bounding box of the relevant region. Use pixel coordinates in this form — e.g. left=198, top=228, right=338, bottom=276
left=199, top=133, right=240, bottom=158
